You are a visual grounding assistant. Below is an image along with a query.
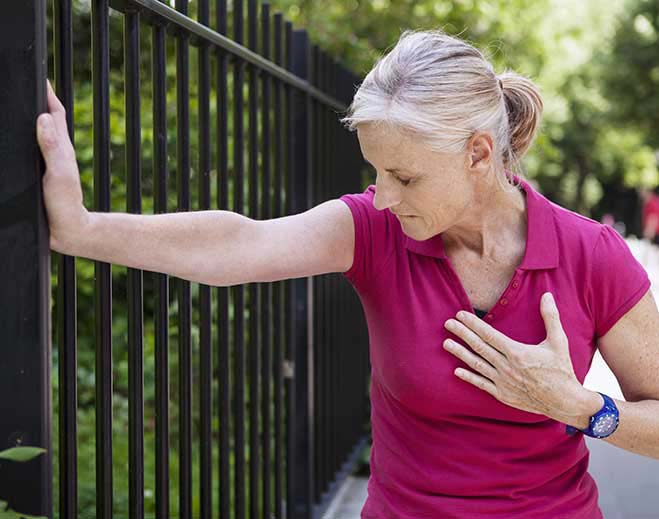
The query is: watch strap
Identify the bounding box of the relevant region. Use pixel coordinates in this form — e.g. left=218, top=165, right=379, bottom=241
left=565, top=392, right=619, bottom=438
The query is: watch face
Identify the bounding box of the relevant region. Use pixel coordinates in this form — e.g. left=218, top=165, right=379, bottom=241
left=593, top=412, right=617, bottom=436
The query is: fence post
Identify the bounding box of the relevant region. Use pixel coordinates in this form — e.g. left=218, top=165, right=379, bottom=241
left=0, top=1, right=52, bottom=517
left=289, top=28, right=315, bottom=519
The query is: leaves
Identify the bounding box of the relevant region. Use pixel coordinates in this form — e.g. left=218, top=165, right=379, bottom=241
left=0, top=449, right=47, bottom=519
left=0, top=447, right=46, bottom=463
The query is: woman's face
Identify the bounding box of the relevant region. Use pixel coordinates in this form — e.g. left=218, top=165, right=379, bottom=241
left=357, top=122, right=485, bottom=241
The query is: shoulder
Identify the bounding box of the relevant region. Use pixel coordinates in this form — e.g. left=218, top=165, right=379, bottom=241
left=545, top=198, right=609, bottom=257
left=338, top=184, right=403, bottom=291
left=339, top=184, right=400, bottom=233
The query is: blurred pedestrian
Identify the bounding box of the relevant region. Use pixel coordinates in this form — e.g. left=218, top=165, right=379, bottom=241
left=641, top=186, right=659, bottom=245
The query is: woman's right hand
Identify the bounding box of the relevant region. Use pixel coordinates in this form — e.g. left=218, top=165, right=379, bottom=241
left=36, top=79, right=90, bottom=253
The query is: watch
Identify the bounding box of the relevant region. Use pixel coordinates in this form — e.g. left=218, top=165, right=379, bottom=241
left=565, top=392, right=619, bottom=438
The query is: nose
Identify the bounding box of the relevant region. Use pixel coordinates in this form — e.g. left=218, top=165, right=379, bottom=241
left=372, top=176, right=402, bottom=211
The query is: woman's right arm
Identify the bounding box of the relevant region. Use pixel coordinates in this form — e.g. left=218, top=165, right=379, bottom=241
left=67, top=201, right=355, bottom=286
left=37, top=80, right=355, bottom=286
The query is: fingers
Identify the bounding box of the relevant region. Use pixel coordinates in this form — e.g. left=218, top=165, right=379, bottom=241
left=454, top=368, right=499, bottom=398
left=541, top=292, right=567, bottom=343
left=45, top=79, right=69, bottom=136
left=46, top=79, right=65, bottom=115
left=452, top=311, right=516, bottom=358
left=444, top=318, right=507, bottom=369
left=443, top=338, right=498, bottom=381
left=36, top=113, right=60, bottom=164
left=37, top=79, right=75, bottom=165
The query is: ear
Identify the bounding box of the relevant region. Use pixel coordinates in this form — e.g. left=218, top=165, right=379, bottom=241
left=466, top=132, right=494, bottom=172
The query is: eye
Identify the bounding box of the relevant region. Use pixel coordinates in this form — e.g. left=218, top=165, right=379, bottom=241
left=365, top=163, right=411, bottom=186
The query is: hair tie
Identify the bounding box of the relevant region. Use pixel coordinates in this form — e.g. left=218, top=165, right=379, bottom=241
left=498, top=78, right=504, bottom=91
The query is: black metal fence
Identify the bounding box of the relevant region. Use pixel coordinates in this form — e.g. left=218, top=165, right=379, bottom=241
left=0, top=1, right=370, bottom=518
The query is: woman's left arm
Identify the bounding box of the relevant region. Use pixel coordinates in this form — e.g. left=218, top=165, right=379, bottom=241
left=443, top=290, right=659, bottom=460
left=594, top=288, right=659, bottom=458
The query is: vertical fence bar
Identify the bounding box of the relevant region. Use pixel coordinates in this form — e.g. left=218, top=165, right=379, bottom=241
left=0, top=2, right=51, bottom=517
left=284, top=20, right=294, bottom=519
left=232, top=1, right=247, bottom=517
left=247, top=2, right=261, bottom=518
left=321, top=49, right=330, bottom=503
left=53, top=0, right=78, bottom=516
left=313, top=45, right=327, bottom=503
left=317, top=49, right=327, bottom=499
left=197, top=2, right=213, bottom=518
left=214, top=1, right=231, bottom=517
left=91, top=0, right=114, bottom=516
left=151, top=9, right=170, bottom=518
left=288, top=28, right=314, bottom=519
left=124, top=7, right=145, bottom=519
left=310, top=42, right=321, bottom=505
left=272, top=12, right=285, bottom=519
left=317, top=50, right=326, bottom=495
left=23, top=1, right=369, bottom=515
left=260, top=5, right=273, bottom=518
left=323, top=53, right=338, bottom=498
left=330, top=56, right=339, bottom=480
left=338, top=60, right=348, bottom=461
left=174, top=1, right=193, bottom=517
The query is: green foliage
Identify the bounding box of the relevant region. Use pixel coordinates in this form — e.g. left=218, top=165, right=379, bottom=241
left=0, top=447, right=47, bottom=519
left=273, top=0, right=659, bottom=216
left=45, top=0, right=659, bottom=517
left=600, top=0, right=659, bottom=146
left=0, top=448, right=47, bottom=463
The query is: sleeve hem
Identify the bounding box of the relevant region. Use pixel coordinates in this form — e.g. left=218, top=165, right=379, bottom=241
left=338, top=196, right=364, bottom=288
left=596, top=277, right=651, bottom=338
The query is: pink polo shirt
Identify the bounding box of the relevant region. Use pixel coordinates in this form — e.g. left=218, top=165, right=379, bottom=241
left=339, top=176, right=651, bottom=519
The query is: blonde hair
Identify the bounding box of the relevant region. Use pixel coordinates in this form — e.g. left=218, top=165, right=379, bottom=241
left=340, top=29, right=543, bottom=192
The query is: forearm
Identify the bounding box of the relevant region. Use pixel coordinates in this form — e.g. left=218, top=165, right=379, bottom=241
left=567, top=388, right=659, bottom=460
left=601, top=398, right=659, bottom=459
left=58, top=209, right=251, bottom=285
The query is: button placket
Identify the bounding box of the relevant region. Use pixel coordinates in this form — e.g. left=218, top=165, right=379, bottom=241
left=494, top=274, right=521, bottom=317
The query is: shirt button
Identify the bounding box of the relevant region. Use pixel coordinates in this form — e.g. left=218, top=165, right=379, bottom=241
left=512, top=281, right=519, bottom=289
left=486, top=313, right=494, bottom=320
left=500, top=298, right=508, bottom=306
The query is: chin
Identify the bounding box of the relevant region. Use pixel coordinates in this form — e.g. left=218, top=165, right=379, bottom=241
left=402, top=227, right=428, bottom=241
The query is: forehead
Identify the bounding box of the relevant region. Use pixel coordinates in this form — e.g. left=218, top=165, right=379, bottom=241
left=358, top=122, right=412, bottom=146
left=357, top=123, right=425, bottom=160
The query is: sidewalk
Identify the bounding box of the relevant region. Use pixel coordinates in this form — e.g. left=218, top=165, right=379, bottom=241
left=325, top=238, right=659, bottom=519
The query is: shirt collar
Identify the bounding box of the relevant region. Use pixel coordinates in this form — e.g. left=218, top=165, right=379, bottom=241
left=402, top=176, right=559, bottom=270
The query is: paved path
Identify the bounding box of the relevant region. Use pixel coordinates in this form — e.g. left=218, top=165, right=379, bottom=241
left=326, top=238, right=659, bottom=519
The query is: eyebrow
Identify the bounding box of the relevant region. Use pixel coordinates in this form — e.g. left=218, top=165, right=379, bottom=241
left=363, top=159, right=413, bottom=175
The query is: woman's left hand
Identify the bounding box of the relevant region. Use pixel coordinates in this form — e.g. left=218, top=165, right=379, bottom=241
left=443, top=292, right=592, bottom=423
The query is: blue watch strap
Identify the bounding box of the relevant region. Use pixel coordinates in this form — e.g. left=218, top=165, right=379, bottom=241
left=565, top=392, right=619, bottom=438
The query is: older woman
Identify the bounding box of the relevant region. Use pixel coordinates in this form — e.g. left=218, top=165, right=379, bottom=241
left=37, top=29, right=659, bottom=519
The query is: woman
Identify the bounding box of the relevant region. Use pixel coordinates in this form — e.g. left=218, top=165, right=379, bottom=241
left=37, top=29, right=659, bottom=519
left=641, top=186, right=659, bottom=245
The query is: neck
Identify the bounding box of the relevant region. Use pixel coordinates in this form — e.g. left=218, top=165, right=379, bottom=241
left=442, top=181, right=527, bottom=261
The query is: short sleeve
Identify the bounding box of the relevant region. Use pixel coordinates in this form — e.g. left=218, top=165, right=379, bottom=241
left=588, top=225, right=652, bottom=338
left=339, top=184, right=397, bottom=293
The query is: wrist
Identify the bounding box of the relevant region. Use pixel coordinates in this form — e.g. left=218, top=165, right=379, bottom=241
left=52, top=209, right=93, bottom=256
left=563, top=387, right=604, bottom=430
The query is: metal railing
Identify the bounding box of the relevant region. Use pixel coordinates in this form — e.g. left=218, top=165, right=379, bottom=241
left=0, top=1, right=371, bottom=518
